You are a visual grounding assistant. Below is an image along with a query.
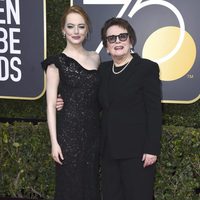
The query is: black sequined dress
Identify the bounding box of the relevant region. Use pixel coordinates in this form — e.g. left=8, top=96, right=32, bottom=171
left=42, top=53, right=101, bottom=200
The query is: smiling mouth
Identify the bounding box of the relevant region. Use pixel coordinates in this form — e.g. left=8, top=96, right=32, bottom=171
left=72, top=36, right=81, bottom=39
left=114, top=46, right=124, bottom=50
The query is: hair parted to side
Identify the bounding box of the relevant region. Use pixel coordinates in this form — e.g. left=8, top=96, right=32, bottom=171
left=61, top=5, right=91, bottom=33
left=101, top=17, right=137, bottom=49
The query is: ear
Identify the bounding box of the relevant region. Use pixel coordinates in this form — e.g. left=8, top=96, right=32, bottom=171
left=62, top=32, right=66, bottom=39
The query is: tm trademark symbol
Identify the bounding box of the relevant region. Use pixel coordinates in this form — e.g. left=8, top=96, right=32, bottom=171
left=187, top=74, right=194, bottom=78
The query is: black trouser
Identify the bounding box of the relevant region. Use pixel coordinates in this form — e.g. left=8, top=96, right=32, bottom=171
left=102, top=145, right=156, bottom=200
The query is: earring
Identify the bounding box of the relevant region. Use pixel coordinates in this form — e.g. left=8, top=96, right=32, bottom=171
left=85, top=33, right=89, bottom=40
left=130, top=47, right=134, bottom=53
left=62, top=32, right=66, bottom=39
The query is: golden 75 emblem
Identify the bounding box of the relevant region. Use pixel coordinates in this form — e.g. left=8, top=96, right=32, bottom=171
left=73, top=0, right=199, bottom=104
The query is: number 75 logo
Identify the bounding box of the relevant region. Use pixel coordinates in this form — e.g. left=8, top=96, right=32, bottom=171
left=73, top=0, right=199, bottom=103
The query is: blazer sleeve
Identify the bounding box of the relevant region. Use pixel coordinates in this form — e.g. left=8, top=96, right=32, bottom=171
left=143, top=61, right=162, bottom=156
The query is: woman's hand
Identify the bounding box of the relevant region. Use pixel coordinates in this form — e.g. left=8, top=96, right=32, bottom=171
left=51, top=142, right=64, bottom=165
left=142, top=153, right=157, bottom=168
left=56, top=94, right=64, bottom=111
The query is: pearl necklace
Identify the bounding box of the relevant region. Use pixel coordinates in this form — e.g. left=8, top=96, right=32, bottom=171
left=112, top=59, right=132, bottom=75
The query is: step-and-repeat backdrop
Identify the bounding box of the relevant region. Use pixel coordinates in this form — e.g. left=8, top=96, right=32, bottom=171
left=1, top=0, right=199, bottom=103
left=72, top=0, right=200, bottom=104
left=0, top=0, right=45, bottom=100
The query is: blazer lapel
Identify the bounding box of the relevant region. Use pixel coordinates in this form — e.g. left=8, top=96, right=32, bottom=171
left=116, top=53, right=141, bottom=85
left=109, top=53, right=142, bottom=102
left=100, top=53, right=142, bottom=108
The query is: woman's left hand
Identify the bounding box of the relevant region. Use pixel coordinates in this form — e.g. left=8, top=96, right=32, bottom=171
left=142, top=153, right=157, bottom=168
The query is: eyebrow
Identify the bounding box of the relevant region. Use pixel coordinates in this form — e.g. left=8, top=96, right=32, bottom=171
left=66, top=23, right=86, bottom=25
left=107, top=32, right=128, bottom=36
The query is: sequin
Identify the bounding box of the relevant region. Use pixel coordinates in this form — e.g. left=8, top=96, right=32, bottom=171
left=42, top=53, right=101, bottom=200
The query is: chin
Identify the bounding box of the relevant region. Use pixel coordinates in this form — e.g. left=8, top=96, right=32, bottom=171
left=113, top=52, right=127, bottom=57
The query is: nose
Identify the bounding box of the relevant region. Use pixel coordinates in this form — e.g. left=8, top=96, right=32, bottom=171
left=74, top=26, right=79, bottom=34
left=115, top=35, right=120, bottom=43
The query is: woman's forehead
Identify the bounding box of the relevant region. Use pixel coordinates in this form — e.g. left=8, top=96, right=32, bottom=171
left=107, top=25, right=127, bottom=34
left=65, top=13, right=85, bottom=24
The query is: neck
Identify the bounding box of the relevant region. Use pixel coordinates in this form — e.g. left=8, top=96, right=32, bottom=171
left=63, top=43, right=86, bottom=55
left=112, top=54, right=132, bottom=67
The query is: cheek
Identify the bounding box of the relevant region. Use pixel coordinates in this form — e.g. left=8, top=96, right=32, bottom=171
left=80, top=29, right=87, bottom=36
left=107, top=44, right=114, bottom=52
left=65, top=29, right=73, bottom=36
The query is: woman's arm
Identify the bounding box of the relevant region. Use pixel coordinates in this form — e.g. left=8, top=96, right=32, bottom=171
left=46, top=64, right=63, bottom=165
left=143, top=62, right=162, bottom=167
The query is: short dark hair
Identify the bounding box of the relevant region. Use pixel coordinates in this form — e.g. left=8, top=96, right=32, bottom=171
left=101, top=17, right=137, bottom=49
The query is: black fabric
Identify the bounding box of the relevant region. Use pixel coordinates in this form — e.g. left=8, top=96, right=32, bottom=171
left=102, top=145, right=156, bottom=200
left=99, top=53, right=162, bottom=159
left=42, top=53, right=101, bottom=200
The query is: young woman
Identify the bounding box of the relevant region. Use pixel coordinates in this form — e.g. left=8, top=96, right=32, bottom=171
left=42, top=5, right=101, bottom=200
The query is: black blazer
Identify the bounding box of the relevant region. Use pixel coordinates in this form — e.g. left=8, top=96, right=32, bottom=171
left=99, top=53, right=162, bottom=159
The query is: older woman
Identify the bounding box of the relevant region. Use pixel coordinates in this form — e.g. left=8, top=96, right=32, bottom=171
left=99, top=17, right=162, bottom=200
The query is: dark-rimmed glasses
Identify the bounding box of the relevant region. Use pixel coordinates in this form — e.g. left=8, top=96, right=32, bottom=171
left=106, top=33, right=129, bottom=44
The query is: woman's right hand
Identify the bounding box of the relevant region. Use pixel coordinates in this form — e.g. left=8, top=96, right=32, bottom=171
left=51, top=142, right=64, bottom=165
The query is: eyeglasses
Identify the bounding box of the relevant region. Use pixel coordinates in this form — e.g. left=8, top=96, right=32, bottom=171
left=106, top=33, right=129, bottom=44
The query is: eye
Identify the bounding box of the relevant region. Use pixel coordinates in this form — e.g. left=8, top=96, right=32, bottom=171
left=120, top=34, right=126, bottom=38
left=120, top=33, right=128, bottom=39
left=107, top=35, right=115, bottom=40
left=66, top=24, right=74, bottom=29
left=119, top=33, right=129, bottom=41
left=78, top=24, right=86, bottom=29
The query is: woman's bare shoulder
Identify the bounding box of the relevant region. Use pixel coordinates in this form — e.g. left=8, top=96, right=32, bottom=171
left=88, top=51, right=100, bottom=65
